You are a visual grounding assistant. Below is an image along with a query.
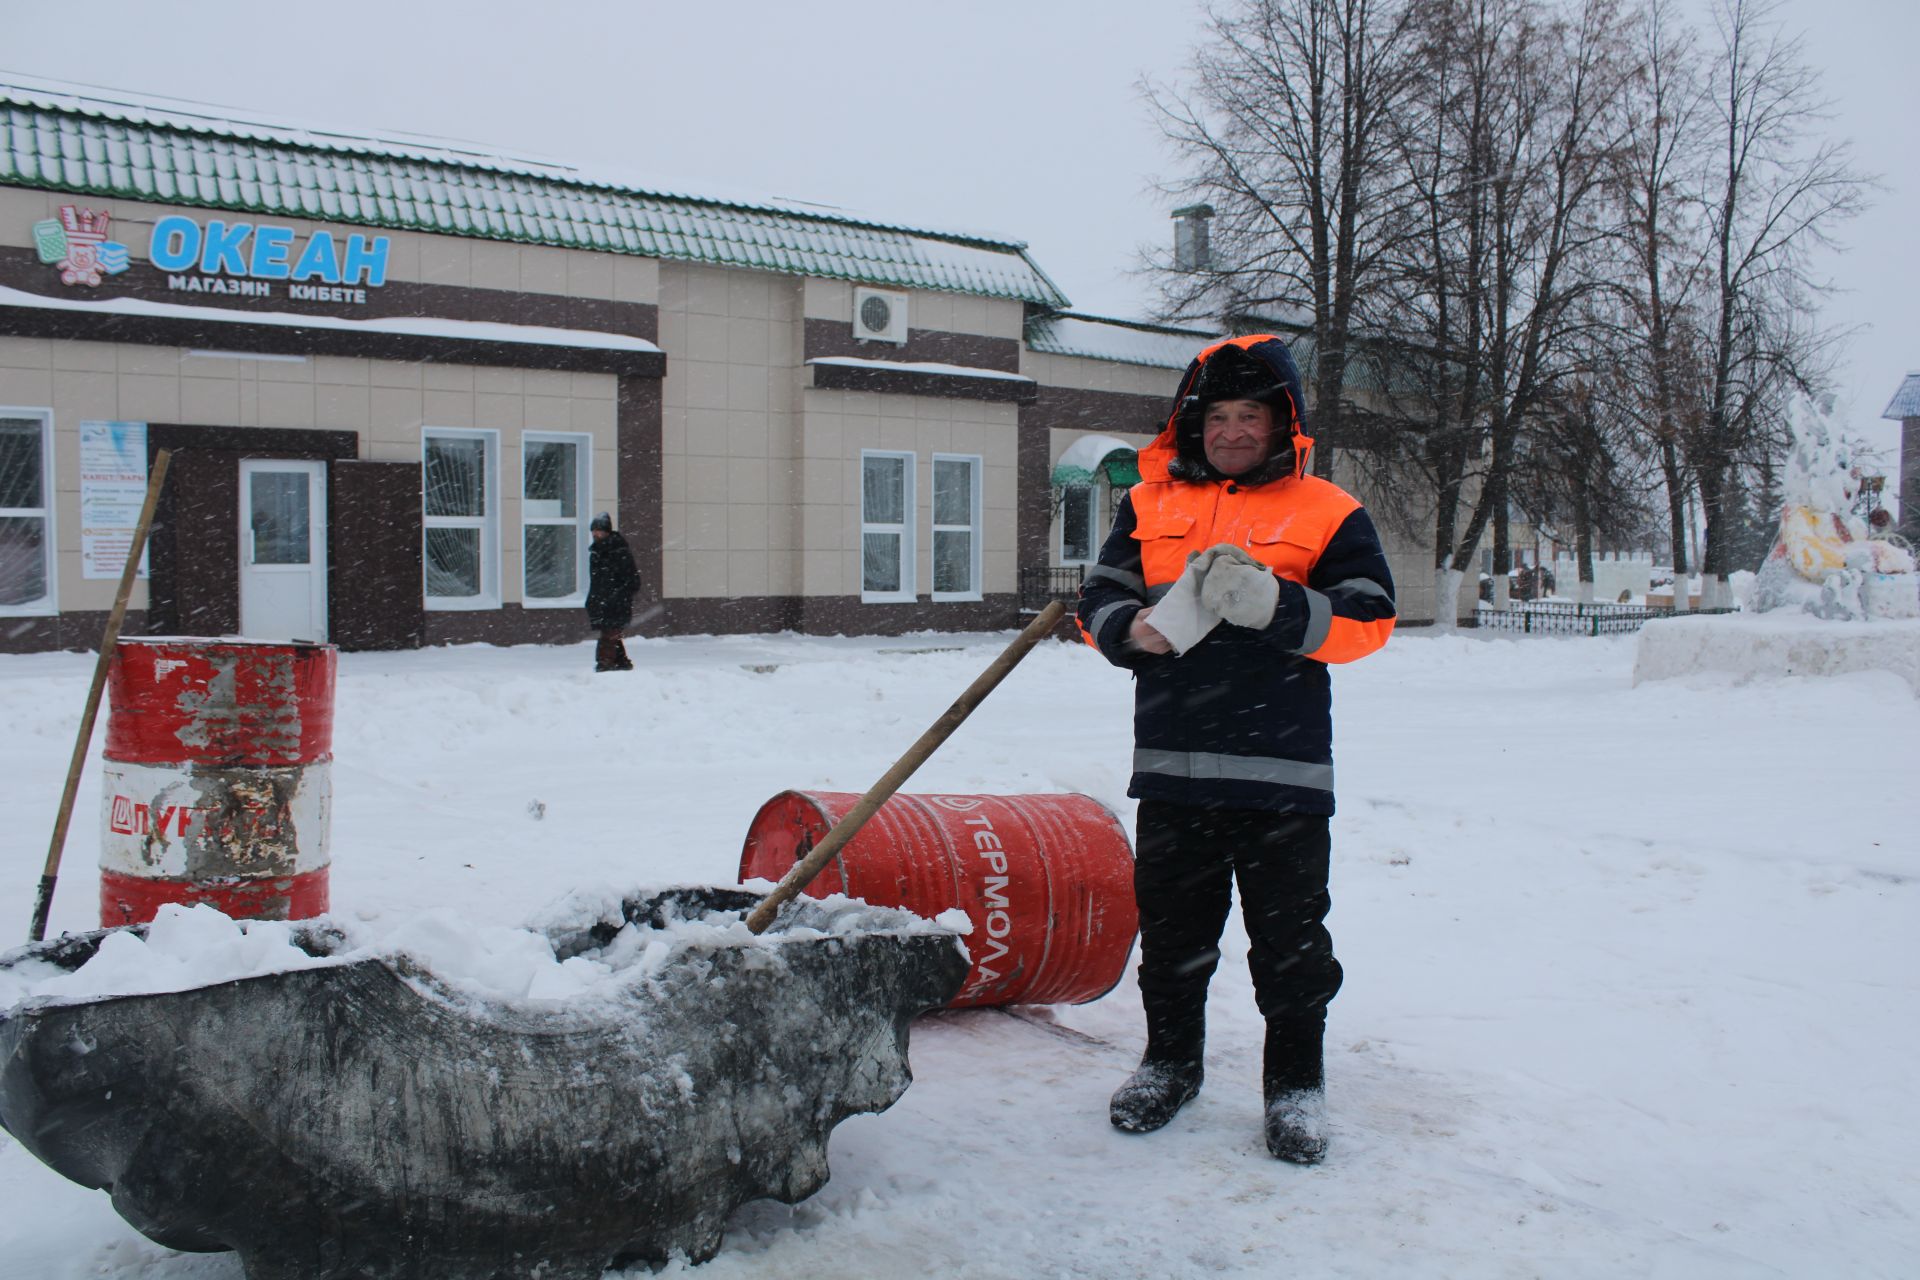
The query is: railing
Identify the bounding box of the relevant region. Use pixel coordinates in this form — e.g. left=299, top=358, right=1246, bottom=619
left=1019, top=564, right=1085, bottom=613
left=1474, top=601, right=1673, bottom=636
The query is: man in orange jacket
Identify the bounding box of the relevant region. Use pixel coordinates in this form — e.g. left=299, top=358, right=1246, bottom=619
left=1076, top=336, right=1395, bottom=1163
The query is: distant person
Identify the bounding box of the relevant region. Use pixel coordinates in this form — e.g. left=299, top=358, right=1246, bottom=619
left=1077, top=336, right=1396, bottom=1164
left=586, top=512, right=639, bottom=672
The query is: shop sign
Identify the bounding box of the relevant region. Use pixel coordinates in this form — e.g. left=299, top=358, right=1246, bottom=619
left=30, top=205, right=390, bottom=304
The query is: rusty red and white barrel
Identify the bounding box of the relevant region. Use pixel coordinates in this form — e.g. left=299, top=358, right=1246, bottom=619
left=99, top=638, right=336, bottom=926
left=738, top=791, right=1137, bottom=1008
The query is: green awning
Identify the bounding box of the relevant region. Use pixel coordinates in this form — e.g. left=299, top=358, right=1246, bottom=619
left=1051, top=433, right=1139, bottom=488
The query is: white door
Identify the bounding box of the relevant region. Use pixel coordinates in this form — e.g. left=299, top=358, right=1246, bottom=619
left=239, top=459, right=327, bottom=641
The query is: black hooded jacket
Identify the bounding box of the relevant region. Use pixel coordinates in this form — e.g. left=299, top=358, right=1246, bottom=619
left=586, top=532, right=640, bottom=631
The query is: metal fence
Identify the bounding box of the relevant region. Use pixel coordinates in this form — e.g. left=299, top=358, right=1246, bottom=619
left=1474, top=602, right=1674, bottom=636
left=1020, top=565, right=1085, bottom=613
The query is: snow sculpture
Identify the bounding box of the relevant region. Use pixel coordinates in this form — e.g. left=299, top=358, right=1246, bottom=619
left=1748, top=399, right=1918, bottom=620
left=0, top=887, right=969, bottom=1279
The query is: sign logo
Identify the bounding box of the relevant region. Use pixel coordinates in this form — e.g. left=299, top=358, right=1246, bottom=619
left=34, top=205, right=130, bottom=287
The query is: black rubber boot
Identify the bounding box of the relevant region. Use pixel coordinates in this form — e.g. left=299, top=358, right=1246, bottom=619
left=1262, top=1017, right=1328, bottom=1164
left=1110, top=1001, right=1205, bottom=1134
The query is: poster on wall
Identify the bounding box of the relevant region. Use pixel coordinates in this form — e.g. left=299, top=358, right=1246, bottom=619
left=80, top=421, right=150, bottom=579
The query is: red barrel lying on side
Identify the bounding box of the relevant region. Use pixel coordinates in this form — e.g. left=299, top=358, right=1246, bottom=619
left=100, top=639, right=336, bottom=926
left=739, top=791, right=1137, bottom=1008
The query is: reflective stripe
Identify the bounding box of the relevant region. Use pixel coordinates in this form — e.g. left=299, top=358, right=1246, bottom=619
left=1085, top=563, right=1146, bottom=594
left=1089, top=600, right=1135, bottom=645
left=1133, top=748, right=1334, bottom=792
left=1147, top=581, right=1173, bottom=603
left=1297, top=587, right=1332, bottom=654
left=1327, top=575, right=1392, bottom=604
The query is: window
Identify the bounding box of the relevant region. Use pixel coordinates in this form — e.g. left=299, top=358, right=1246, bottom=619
left=860, top=450, right=915, bottom=603
left=521, top=433, right=590, bottom=607
left=0, top=410, right=54, bottom=614
left=1060, top=483, right=1097, bottom=563
left=932, top=454, right=982, bottom=600
left=423, top=428, right=500, bottom=609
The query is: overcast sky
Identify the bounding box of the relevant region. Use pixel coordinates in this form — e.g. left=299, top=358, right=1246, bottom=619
left=5, top=0, right=1912, bottom=449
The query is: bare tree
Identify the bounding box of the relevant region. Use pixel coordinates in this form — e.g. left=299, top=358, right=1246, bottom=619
left=1688, top=0, right=1869, bottom=607
left=1144, top=0, right=1419, bottom=471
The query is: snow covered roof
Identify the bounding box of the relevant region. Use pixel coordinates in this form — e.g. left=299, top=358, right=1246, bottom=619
left=1881, top=373, right=1920, bottom=420
left=1025, top=313, right=1217, bottom=369
left=1051, top=433, right=1142, bottom=486
left=0, top=75, right=1071, bottom=308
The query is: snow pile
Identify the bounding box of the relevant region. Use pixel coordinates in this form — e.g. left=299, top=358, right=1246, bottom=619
left=1634, top=612, right=1920, bottom=696
left=1, top=890, right=970, bottom=1015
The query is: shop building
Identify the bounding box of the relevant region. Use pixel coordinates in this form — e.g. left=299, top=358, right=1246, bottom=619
left=0, top=77, right=1445, bottom=653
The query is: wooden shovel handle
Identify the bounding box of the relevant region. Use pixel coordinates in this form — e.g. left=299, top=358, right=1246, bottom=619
left=29, top=449, right=172, bottom=943
left=744, top=599, right=1067, bottom=934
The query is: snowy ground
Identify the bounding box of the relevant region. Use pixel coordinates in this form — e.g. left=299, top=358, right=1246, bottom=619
left=1, top=625, right=1916, bottom=1278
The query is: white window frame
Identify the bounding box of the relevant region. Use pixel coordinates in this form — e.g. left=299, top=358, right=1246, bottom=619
left=1058, top=481, right=1100, bottom=565
left=859, top=449, right=916, bottom=604
left=519, top=430, right=592, bottom=609
left=0, top=407, right=56, bottom=617
left=931, top=452, right=983, bottom=602
left=422, top=426, right=501, bottom=611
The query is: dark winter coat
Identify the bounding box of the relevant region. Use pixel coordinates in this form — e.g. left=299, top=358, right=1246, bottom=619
left=586, top=531, right=640, bottom=631
left=1076, top=335, right=1397, bottom=814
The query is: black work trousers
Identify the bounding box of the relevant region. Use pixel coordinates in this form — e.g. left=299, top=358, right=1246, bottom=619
left=1133, top=801, right=1342, bottom=1034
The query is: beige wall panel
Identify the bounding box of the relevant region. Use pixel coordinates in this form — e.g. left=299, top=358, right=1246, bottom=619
left=612, top=256, right=658, bottom=306
left=984, top=298, right=1024, bottom=342
left=422, top=390, right=475, bottom=429
left=803, top=278, right=852, bottom=323
left=183, top=376, right=242, bottom=425
left=252, top=380, right=313, bottom=429
left=728, top=551, right=771, bottom=597
left=728, top=503, right=770, bottom=552
left=469, top=241, right=521, bottom=293
left=728, top=457, right=769, bottom=506
left=313, top=355, right=371, bottom=386
left=522, top=369, right=573, bottom=399
left=913, top=292, right=953, bottom=334
left=52, top=370, right=117, bottom=418
left=424, top=364, right=474, bottom=392
left=683, top=266, right=730, bottom=317
left=369, top=387, right=425, bottom=443
left=473, top=367, right=524, bottom=396
left=0, top=366, right=53, bottom=404
left=684, top=407, right=729, bottom=457
left=0, top=186, right=54, bottom=239
left=51, top=341, right=117, bottom=373
left=473, top=392, right=523, bottom=432
left=727, top=364, right=770, bottom=415
left=0, top=337, right=53, bottom=369
left=681, top=360, right=727, bottom=412
left=725, top=271, right=773, bottom=320
left=727, top=414, right=769, bottom=459
left=369, top=361, right=423, bottom=390
left=417, top=236, right=472, bottom=288
left=684, top=456, right=728, bottom=505
left=686, top=313, right=729, bottom=361
left=565, top=250, right=615, bottom=301
left=115, top=372, right=182, bottom=421
left=684, top=549, right=729, bottom=597
left=568, top=372, right=615, bottom=401
left=256, top=355, right=316, bottom=384
left=314, top=383, right=372, bottom=435
left=802, top=547, right=846, bottom=596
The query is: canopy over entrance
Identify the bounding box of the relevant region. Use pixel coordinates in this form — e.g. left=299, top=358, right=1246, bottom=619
left=1051, top=434, right=1140, bottom=488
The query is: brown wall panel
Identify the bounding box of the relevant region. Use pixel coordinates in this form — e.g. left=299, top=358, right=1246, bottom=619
left=331, top=462, right=424, bottom=651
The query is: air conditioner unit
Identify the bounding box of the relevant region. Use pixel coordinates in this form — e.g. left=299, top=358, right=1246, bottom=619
left=852, top=287, right=909, bottom=344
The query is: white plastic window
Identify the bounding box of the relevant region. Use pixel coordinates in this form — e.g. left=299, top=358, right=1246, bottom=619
left=860, top=450, right=915, bottom=603
left=0, top=410, right=55, bottom=615
left=521, top=432, right=591, bottom=607
left=932, top=453, right=982, bottom=601
left=1059, top=483, right=1097, bottom=564
left=423, top=428, right=501, bottom=609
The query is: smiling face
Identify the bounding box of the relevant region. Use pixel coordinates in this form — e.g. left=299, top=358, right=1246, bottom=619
left=1201, top=398, right=1277, bottom=478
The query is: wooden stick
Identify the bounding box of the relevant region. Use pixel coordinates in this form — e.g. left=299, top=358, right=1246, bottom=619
left=745, top=599, right=1067, bottom=935
left=28, top=449, right=172, bottom=943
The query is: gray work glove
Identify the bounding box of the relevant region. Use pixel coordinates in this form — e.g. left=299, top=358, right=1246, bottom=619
left=1200, top=550, right=1279, bottom=628
left=1142, top=552, right=1223, bottom=655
